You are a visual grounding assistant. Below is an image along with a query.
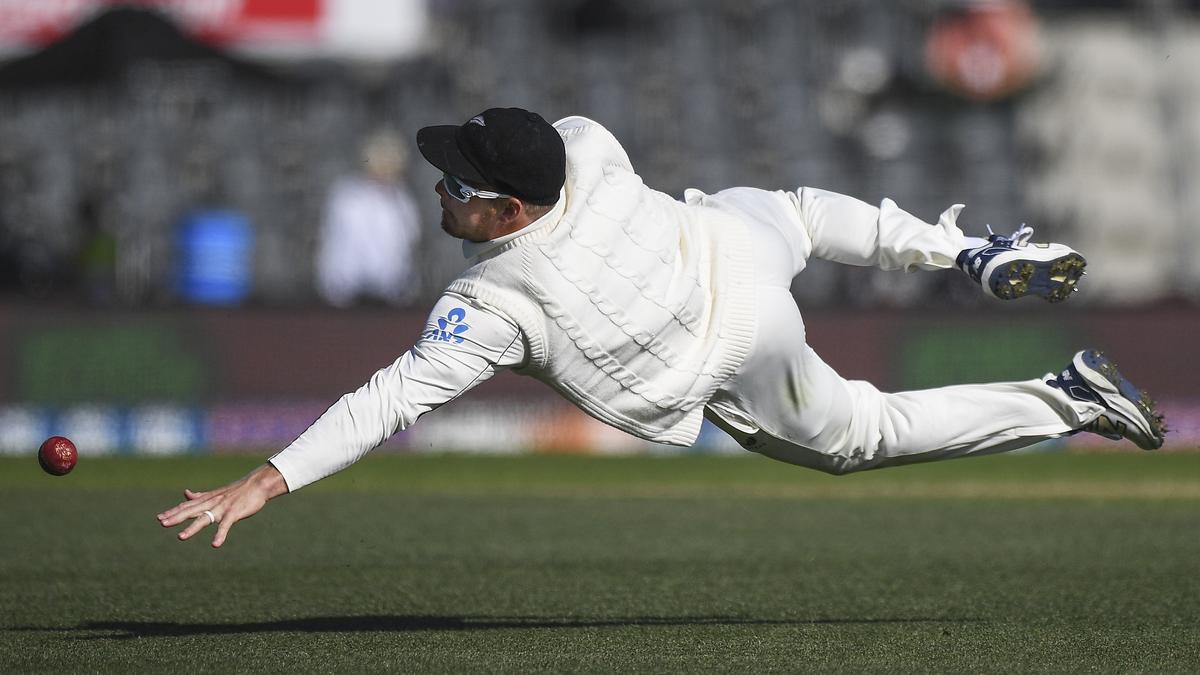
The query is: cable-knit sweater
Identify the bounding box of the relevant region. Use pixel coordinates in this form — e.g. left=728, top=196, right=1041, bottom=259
left=443, top=117, right=756, bottom=445
left=269, top=117, right=758, bottom=491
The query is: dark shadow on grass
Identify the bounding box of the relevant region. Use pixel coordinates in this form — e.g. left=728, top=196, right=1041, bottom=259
left=11, top=614, right=986, bottom=640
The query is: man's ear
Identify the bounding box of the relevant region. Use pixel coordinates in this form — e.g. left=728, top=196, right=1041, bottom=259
left=498, top=198, right=525, bottom=225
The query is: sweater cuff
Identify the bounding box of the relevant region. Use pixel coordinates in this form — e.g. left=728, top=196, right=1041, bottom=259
left=266, top=453, right=305, bottom=494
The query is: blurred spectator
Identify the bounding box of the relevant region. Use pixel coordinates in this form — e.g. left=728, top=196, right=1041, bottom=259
left=315, top=129, right=422, bottom=308
left=76, top=193, right=117, bottom=306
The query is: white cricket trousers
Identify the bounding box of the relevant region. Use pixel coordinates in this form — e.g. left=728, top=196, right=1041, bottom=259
left=697, top=187, right=1103, bottom=475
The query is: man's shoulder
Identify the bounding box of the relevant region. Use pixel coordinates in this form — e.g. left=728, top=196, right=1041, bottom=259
left=449, top=248, right=524, bottom=289
left=552, top=116, right=615, bottom=146
left=443, top=260, right=542, bottom=338
left=553, top=116, right=632, bottom=172
left=552, top=115, right=602, bottom=134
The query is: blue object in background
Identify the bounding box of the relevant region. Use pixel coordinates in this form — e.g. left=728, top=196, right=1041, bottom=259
left=176, top=209, right=253, bottom=305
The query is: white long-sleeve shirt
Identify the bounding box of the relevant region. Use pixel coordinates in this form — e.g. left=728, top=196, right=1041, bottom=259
left=269, top=193, right=574, bottom=492
left=269, top=290, right=528, bottom=491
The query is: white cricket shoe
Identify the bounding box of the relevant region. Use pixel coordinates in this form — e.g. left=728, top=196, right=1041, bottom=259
left=1048, top=349, right=1167, bottom=450
left=957, top=225, right=1086, bottom=302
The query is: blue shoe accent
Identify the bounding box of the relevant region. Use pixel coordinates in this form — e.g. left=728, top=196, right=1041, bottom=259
left=1050, top=349, right=1167, bottom=450
left=958, top=226, right=1086, bottom=302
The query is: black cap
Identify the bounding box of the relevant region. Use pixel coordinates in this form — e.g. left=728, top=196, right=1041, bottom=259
left=417, top=108, right=565, bottom=205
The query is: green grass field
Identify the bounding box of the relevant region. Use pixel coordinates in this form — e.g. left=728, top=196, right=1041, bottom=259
left=2, top=452, right=1198, bottom=673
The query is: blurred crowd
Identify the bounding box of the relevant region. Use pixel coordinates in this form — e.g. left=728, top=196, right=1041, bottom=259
left=0, top=0, right=1198, bottom=310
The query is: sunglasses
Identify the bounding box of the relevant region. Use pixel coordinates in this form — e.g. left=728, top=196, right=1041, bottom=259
left=442, top=173, right=512, bottom=203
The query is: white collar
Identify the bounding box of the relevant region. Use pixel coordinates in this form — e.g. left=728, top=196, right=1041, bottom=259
left=461, top=188, right=567, bottom=260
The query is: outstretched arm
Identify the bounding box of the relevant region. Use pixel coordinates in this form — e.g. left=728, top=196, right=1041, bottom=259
left=156, top=292, right=525, bottom=546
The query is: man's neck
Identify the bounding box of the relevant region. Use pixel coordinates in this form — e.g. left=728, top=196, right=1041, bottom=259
left=461, top=193, right=566, bottom=260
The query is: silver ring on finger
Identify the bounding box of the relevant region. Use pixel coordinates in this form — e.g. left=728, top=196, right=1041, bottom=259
left=203, top=510, right=216, bottom=525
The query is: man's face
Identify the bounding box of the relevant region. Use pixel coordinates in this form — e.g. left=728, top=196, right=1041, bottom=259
left=435, top=178, right=506, bottom=242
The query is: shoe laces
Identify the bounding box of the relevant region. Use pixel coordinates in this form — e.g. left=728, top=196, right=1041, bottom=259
left=986, top=223, right=1035, bottom=247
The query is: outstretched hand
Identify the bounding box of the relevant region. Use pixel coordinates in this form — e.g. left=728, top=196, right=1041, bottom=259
left=156, top=463, right=289, bottom=548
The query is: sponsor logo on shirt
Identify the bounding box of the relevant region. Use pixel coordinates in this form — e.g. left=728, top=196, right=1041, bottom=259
left=423, top=307, right=471, bottom=343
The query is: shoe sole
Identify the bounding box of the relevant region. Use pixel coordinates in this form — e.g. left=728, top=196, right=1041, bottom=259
left=1075, top=350, right=1166, bottom=450
left=986, top=250, right=1086, bottom=302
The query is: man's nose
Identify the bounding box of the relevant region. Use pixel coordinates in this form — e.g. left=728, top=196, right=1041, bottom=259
left=434, top=179, right=446, bottom=197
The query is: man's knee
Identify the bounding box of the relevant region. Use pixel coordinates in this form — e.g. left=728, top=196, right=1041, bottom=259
left=811, top=452, right=875, bottom=476
left=747, top=438, right=873, bottom=476
left=817, top=460, right=855, bottom=476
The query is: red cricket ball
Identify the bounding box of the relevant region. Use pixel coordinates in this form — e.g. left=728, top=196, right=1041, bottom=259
left=39, top=436, right=78, bottom=476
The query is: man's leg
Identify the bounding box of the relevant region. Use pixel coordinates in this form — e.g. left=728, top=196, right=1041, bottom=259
left=699, top=186, right=1085, bottom=301
left=705, top=286, right=1102, bottom=475
left=702, top=196, right=1104, bottom=475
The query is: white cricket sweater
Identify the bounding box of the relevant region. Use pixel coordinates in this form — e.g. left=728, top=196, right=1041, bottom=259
left=270, top=116, right=756, bottom=491
left=446, top=116, right=757, bottom=445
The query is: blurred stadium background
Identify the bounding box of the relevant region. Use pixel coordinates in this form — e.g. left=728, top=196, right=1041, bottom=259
left=0, top=0, right=1196, bottom=458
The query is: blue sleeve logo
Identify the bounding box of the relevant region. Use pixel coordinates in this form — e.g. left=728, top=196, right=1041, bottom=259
left=423, top=307, right=471, bottom=343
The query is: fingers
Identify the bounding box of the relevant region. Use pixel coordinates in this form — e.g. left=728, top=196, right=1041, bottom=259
left=156, top=504, right=188, bottom=527
left=157, top=486, right=230, bottom=525
left=177, top=509, right=217, bottom=541
left=157, top=465, right=280, bottom=547
left=177, top=503, right=240, bottom=548
left=157, top=499, right=209, bottom=527
left=166, top=502, right=235, bottom=545
left=213, top=517, right=234, bottom=548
